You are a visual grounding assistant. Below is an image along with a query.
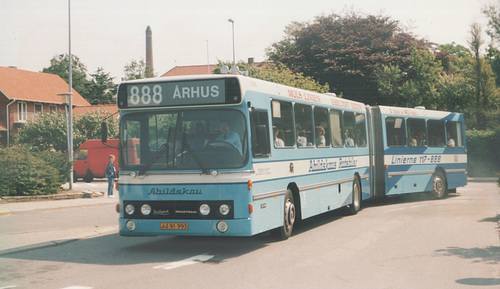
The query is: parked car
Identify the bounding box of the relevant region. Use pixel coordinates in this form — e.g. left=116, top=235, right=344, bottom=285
left=73, top=139, right=118, bottom=182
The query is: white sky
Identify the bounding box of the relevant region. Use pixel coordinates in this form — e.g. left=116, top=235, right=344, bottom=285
left=0, top=0, right=494, bottom=83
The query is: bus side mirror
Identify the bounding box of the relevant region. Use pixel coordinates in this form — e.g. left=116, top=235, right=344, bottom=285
left=101, top=121, right=108, bottom=144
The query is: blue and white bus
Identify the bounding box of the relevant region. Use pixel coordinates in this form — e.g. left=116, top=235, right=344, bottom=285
left=108, top=74, right=467, bottom=239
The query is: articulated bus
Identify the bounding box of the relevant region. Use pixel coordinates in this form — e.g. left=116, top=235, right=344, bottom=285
left=109, top=74, right=467, bottom=239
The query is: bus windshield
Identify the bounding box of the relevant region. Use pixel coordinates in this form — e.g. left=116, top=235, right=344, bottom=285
left=121, top=109, right=248, bottom=172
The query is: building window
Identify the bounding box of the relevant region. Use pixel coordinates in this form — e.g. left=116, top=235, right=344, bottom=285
left=18, top=102, right=27, bottom=122
left=35, top=104, right=43, bottom=115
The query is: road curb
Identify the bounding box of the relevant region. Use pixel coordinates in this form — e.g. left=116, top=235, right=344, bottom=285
left=0, top=239, right=78, bottom=257
left=0, top=191, right=103, bottom=204
left=0, top=210, right=11, bottom=216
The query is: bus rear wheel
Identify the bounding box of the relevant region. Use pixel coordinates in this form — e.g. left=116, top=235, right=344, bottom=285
left=431, top=171, right=447, bottom=199
left=273, top=190, right=295, bottom=240
left=347, top=176, right=362, bottom=215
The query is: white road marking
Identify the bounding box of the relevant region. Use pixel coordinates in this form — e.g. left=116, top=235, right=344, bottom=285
left=153, top=254, right=214, bottom=270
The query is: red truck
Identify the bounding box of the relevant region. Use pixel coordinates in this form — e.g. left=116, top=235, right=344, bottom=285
left=73, top=139, right=119, bottom=182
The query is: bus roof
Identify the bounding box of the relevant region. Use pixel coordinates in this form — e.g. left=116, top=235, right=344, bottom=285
left=377, top=105, right=463, bottom=119
left=119, top=74, right=366, bottom=112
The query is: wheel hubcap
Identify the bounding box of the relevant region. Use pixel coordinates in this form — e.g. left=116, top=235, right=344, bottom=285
left=284, top=200, right=295, bottom=232
left=435, top=177, right=443, bottom=192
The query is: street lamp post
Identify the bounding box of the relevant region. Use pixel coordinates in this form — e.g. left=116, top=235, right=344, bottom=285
left=228, top=19, right=235, bottom=65
left=67, top=0, right=73, bottom=188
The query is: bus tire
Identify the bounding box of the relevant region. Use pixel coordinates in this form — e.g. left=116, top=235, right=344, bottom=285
left=273, top=190, right=296, bottom=240
left=347, top=176, right=362, bottom=215
left=431, top=171, right=447, bottom=199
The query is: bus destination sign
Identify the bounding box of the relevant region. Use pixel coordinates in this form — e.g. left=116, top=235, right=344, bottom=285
left=118, top=78, right=241, bottom=108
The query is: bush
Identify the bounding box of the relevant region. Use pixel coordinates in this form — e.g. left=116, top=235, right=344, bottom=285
left=466, top=129, right=500, bottom=177
left=0, top=146, right=65, bottom=196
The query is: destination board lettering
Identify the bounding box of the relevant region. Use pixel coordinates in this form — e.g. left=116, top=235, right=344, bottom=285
left=118, top=79, right=238, bottom=108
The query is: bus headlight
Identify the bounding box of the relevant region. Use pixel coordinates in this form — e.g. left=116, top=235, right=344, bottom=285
left=141, top=204, right=152, bottom=215
left=125, top=204, right=135, bottom=215
left=219, top=204, right=230, bottom=216
left=126, top=220, right=136, bottom=231
left=217, top=221, right=228, bottom=233
left=200, top=204, right=211, bottom=216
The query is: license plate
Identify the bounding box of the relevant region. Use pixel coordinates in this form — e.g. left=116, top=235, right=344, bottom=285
left=161, top=222, right=189, bottom=230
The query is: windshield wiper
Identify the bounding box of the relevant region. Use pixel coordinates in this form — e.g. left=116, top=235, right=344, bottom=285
left=138, top=126, right=172, bottom=176
left=138, top=143, right=168, bottom=176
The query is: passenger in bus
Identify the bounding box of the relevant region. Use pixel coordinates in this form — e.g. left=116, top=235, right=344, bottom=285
left=345, top=129, right=355, bottom=147
left=409, top=135, right=418, bottom=147
left=273, top=126, right=285, bottom=147
left=447, top=132, right=455, bottom=147
left=214, top=120, right=242, bottom=153
left=419, top=132, right=427, bottom=147
left=187, top=122, right=207, bottom=150
left=296, top=126, right=307, bottom=147
left=315, top=126, right=326, bottom=147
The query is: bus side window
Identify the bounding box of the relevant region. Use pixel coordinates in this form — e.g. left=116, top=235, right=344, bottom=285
left=344, top=111, right=356, bottom=147
left=272, top=100, right=294, bottom=147
left=294, top=103, right=314, bottom=147
left=356, top=113, right=367, bottom=147
left=428, top=120, right=445, bottom=147
left=329, top=109, right=343, bottom=147
left=386, top=117, right=406, bottom=147
left=446, top=121, right=463, bottom=147
left=407, top=118, right=426, bottom=147
left=314, top=107, right=330, bottom=147
left=250, top=108, right=270, bottom=157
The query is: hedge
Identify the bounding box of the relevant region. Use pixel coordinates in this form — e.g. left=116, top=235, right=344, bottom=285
left=0, top=146, right=71, bottom=196
left=466, top=129, right=500, bottom=177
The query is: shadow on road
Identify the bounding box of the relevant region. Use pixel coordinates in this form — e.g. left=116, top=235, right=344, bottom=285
left=1, top=233, right=269, bottom=266
left=434, top=245, right=500, bottom=265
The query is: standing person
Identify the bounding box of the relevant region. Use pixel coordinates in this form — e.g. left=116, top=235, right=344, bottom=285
left=106, top=154, right=117, bottom=197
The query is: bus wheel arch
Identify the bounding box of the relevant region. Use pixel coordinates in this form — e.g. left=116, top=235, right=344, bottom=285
left=430, top=168, right=448, bottom=199
left=287, top=183, right=302, bottom=221
left=347, top=174, right=362, bottom=215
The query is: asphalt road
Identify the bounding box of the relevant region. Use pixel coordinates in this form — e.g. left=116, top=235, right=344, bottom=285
left=0, top=181, right=499, bottom=289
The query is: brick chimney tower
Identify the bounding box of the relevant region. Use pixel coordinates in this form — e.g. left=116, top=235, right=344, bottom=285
left=146, top=26, right=154, bottom=76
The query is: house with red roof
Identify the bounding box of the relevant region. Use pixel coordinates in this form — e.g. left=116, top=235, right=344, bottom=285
left=161, top=64, right=216, bottom=77
left=72, top=104, right=118, bottom=119
left=161, top=58, right=260, bottom=77
left=0, top=66, right=91, bottom=146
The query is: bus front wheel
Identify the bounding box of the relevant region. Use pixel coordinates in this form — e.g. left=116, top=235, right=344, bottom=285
left=273, top=190, right=296, bottom=240
left=431, top=171, right=447, bottom=199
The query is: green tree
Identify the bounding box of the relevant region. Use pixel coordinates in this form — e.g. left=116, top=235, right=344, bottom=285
left=42, top=53, right=91, bottom=100
left=73, top=109, right=119, bottom=147
left=267, top=11, right=424, bottom=104
left=86, top=67, right=117, bottom=104
left=466, top=22, right=499, bottom=130
left=486, top=45, right=500, bottom=86
left=482, top=4, right=500, bottom=43
left=0, top=146, right=62, bottom=196
left=435, top=42, right=472, bottom=74
left=17, top=110, right=119, bottom=152
left=17, top=111, right=70, bottom=152
left=122, top=59, right=155, bottom=81
left=214, top=61, right=329, bottom=93
left=377, top=46, right=443, bottom=109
